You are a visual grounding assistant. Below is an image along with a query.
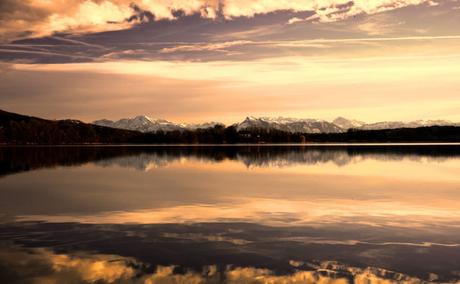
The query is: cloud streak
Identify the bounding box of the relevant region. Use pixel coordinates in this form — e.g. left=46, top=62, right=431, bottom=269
left=157, top=35, right=460, bottom=53
left=159, top=40, right=252, bottom=53
left=1, top=0, right=434, bottom=41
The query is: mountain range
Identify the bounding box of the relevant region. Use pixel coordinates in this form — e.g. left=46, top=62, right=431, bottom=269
left=94, top=116, right=224, bottom=133
left=3, top=109, right=460, bottom=144
left=93, top=115, right=458, bottom=134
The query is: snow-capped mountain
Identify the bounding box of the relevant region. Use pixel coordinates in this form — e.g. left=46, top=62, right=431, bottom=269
left=332, top=117, right=365, bottom=130
left=93, top=115, right=184, bottom=132
left=93, top=116, right=223, bottom=132
left=93, top=115, right=458, bottom=134
left=330, top=117, right=457, bottom=131
left=358, top=119, right=455, bottom=130
left=234, top=116, right=458, bottom=132
left=236, top=116, right=344, bottom=133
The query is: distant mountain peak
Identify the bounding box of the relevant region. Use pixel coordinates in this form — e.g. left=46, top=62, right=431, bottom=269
left=132, top=115, right=152, bottom=121
left=243, top=116, right=259, bottom=121
left=333, top=117, right=365, bottom=130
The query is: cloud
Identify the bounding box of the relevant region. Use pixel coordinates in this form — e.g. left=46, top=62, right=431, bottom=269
left=286, top=0, right=434, bottom=24
left=355, top=14, right=405, bottom=35
left=0, top=0, right=135, bottom=41
left=0, top=0, right=435, bottom=42
left=159, top=40, right=252, bottom=53
left=11, top=45, right=460, bottom=86
left=158, top=39, right=328, bottom=54
left=287, top=17, right=305, bottom=25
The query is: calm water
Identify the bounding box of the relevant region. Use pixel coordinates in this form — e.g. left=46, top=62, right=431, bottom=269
left=1, top=145, right=460, bottom=283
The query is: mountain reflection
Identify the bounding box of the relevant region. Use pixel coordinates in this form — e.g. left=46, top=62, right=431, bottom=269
left=2, top=145, right=460, bottom=176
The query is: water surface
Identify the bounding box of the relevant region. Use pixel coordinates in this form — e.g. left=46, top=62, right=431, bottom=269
left=1, top=145, right=460, bottom=283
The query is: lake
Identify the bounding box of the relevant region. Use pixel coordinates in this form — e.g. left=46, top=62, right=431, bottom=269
left=1, top=145, right=460, bottom=283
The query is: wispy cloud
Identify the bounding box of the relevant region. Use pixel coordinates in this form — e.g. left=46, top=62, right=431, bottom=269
left=285, top=0, right=434, bottom=24
left=290, top=34, right=460, bottom=43
left=156, top=35, right=460, bottom=54
left=159, top=40, right=252, bottom=53
left=12, top=51, right=460, bottom=86
left=3, top=33, right=459, bottom=64
left=0, top=48, right=95, bottom=60
left=50, top=36, right=108, bottom=50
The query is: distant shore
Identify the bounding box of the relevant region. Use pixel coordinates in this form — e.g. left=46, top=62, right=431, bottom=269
left=2, top=109, right=460, bottom=145
left=2, top=142, right=460, bottom=146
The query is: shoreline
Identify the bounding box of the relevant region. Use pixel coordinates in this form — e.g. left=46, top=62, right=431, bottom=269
left=2, top=142, right=460, bottom=147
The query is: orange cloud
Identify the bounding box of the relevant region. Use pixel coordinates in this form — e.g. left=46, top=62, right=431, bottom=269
left=1, top=0, right=434, bottom=41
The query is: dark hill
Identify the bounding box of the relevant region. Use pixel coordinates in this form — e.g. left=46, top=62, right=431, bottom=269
left=0, top=109, right=143, bottom=144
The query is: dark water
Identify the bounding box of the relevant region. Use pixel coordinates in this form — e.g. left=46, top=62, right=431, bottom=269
left=1, top=145, right=460, bottom=283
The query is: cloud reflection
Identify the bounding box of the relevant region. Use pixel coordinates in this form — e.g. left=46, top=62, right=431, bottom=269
left=0, top=245, right=138, bottom=283
left=0, top=244, right=434, bottom=284
left=16, top=199, right=460, bottom=228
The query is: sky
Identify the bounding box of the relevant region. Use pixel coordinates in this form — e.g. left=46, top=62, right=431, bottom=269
left=1, top=0, right=460, bottom=124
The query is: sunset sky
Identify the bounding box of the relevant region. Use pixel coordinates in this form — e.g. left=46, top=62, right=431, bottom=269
left=1, top=0, right=460, bottom=124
